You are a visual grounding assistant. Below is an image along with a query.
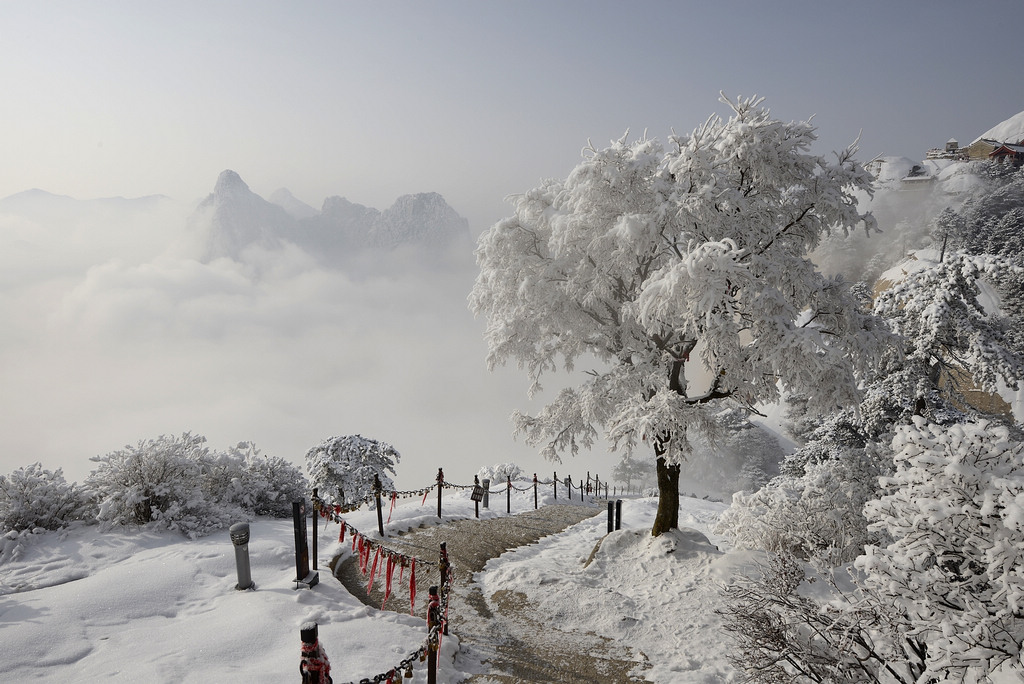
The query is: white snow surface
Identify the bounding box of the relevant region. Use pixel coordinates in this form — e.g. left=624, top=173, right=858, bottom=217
left=974, top=109, right=1024, bottom=145
left=0, top=487, right=740, bottom=683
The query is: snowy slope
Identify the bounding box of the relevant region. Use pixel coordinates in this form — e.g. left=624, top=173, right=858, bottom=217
left=0, top=489, right=741, bottom=683
left=973, top=109, right=1024, bottom=144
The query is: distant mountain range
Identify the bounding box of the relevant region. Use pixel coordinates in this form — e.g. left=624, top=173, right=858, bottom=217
left=0, top=170, right=472, bottom=265
left=189, top=170, right=471, bottom=262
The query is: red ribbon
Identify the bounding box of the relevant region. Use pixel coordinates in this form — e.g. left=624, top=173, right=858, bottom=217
left=338, top=522, right=346, bottom=544
left=367, top=546, right=382, bottom=593
left=382, top=553, right=396, bottom=609
left=409, top=559, right=416, bottom=616
left=421, top=487, right=431, bottom=506
left=387, top=492, right=397, bottom=524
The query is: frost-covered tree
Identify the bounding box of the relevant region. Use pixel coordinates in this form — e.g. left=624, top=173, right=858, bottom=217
left=0, top=463, right=92, bottom=533
left=872, top=251, right=1024, bottom=418
left=858, top=418, right=1024, bottom=680
left=86, top=432, right=239, bottom=538
left=611, top=455, right=655, bottom=491
left=305, top=435, right=399, bottom=506
left=470, top=94, right=886, bottom=535
left=476, top=462, right=523, bottom=483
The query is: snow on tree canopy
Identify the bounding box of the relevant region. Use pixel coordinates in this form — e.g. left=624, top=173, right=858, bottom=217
left=470, top=94, right=887, bottom=467
left=304, top=435, right=399, bottom=506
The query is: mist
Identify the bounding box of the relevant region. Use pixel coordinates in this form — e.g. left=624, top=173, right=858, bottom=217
left=0, top=185, right=622, bottom=490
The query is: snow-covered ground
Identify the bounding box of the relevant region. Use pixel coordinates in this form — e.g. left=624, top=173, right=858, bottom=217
left=0, top=486, right=741, bottom=682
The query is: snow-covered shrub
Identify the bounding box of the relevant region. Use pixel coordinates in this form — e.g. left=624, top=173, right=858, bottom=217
left=0, top=463, right=92, bottom=533
left=225, top=442, right=308, bottom=517
left=305, top=435, right=399, bottom=506
left=475, top=463, right=523, bottom=484
left=857, top=417, right=1024, bottom=680
left=716, top=447, right=888, bottom=564
left=86, top=433, right=240, bottom=539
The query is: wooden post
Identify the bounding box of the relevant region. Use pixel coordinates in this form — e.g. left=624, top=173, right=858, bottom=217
left=587, top=471, right=591, bottom=495
left=605, top=483, right=609, bottom=498
left=533, top=473, right=538, bottom=509
left=374, top=475, right=385, bottom=537
left=506, top=475, right=511, bottom=514
left=426, top=585, right=440, bottom=684
left=607, top=500, right=614, bottom=534
left=311, top=488, right=318, bottom=571
left=300, top=622, right=330, bottom=684
left=436, top=468, right=444, bottom=520
left=567, top=474, right=572, bottom=501
left=553, top=471, right=558, bottom=500
left=439, top=542, right=450, bottom=636
left=615, top=498, right=622, bottom=530
left=474, top=475, right=480, bottom=519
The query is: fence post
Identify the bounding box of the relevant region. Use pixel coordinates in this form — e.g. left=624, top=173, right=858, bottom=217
left=300, top=622, right=331, bottom=684
left=474, top=475, right=480, bottom=519
left=311, top=487, right=318, bottom=571
left=587, top=471, right=591, bottom=495
left=566, top=474, right=572, bottom=501
left=506, top=475, right=511, bottom=514
left=426, top=586, right=440, bottom=684
left=533, top=473, right=538, bottom=510
left=604, top=483, right=608, bottom=498
left=482, top=478, right=490, bottom=509
left=553, top=471, right=558, bottom=500
left=374, top=475, right=385, bottom=537
left=607, top=500, right=614, bottom=534
left=439, top=542, right=450, bottom=636
left=615, top=498, right=622, bottom=530
left=595, top=474, right=600, bottom=498
left=436, top=468, right=444, bottom=520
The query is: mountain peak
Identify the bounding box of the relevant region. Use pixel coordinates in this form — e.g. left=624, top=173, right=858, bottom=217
left=213, top=170, right=249, bottom=195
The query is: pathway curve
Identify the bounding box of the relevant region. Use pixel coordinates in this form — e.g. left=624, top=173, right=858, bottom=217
left=332, top=505, right=651, bottom=683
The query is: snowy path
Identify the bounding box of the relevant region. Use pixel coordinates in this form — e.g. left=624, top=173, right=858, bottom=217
left=333, top=504, right=650, bottom=682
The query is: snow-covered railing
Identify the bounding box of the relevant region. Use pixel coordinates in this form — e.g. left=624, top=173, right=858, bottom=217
left=308, top=494, right=454, bottom=684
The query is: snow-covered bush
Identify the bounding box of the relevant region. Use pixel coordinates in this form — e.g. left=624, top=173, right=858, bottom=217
left=227, top=442, right=308, bottom=517
left=716, top=447, right=888, bottom=564
left=719, top=551, right=912, bottom=683
left=86, top=433, right=240, bottom=539
left=857, top=417, right=1024, bottom=680
left=305, top=435, right=399, bottom=506
left=475, top=463, right=523, bottom=483
left=0, top=463, right=92, bottom=533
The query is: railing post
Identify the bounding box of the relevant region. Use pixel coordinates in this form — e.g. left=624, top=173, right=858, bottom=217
left=566, top=474, right=572, bottom=501
left=426, top=586, right=440, bottom=684
left=374, top=475, right=385, bottom=537
left=311, top=487, right=318, bottom=570
left=615, top=498, right=622, bottom=530
left=300, top=622, right=331, bottom=684
left=474, top=475, right=480, bottom=519
left=439, top=542, right=450, bottom=636
left=533, top=473, right=538, bottom=510
left=553, top=471, right=558, bottom=500
left=607, top=500, right=614, bottom=534
left=506, top=475, right=511, bottom=514
left=436, top=468, right=444, bottom=520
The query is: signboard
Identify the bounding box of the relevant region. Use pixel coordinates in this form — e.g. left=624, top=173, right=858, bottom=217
left=470, top=486, right=485, bottom=502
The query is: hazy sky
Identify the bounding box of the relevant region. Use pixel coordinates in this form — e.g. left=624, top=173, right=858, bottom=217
left=3, top=1, right=1022, bottom=232
left=2, top=1, right=1024, bottom=489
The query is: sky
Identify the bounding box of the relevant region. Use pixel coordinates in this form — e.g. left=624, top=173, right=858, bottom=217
left=2, top=1, right=1024, bottom=487
left=2, top=1, right=1023, bottom=232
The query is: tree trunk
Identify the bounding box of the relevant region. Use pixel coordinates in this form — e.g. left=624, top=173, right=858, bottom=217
left=652, top=455, right=680, bottom=536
